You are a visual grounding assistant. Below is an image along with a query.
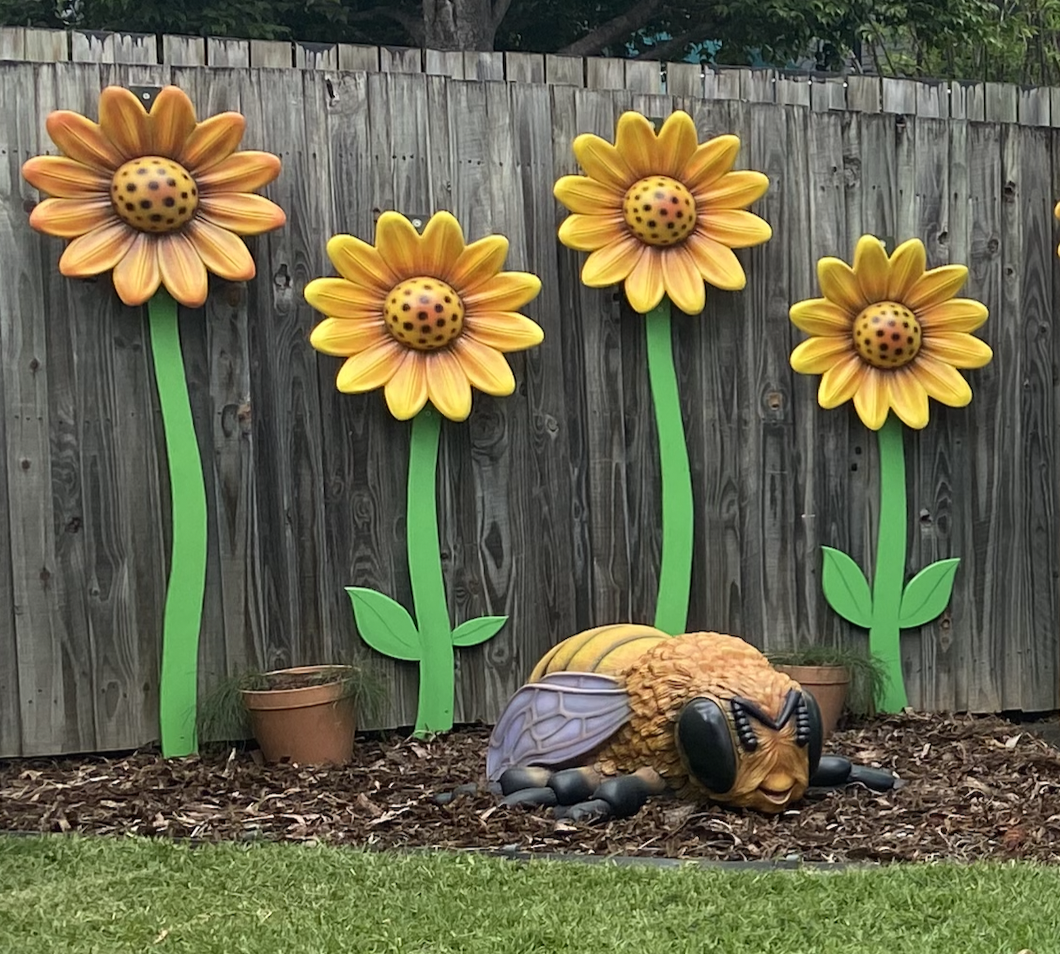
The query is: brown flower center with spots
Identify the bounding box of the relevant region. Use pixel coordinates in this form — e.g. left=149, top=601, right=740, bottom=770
left=384, top=277, right=464, bottom=351
left=110, top=156, right=199, bottom=233
left=622, top=175, right=696, bottom=247
left=853, top=301, right=922, bottom=369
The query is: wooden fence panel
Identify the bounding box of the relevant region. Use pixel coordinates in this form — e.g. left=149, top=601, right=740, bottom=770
left=1, top=54, right=1058, bottom=757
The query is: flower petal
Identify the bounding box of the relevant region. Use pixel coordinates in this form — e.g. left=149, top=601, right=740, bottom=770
left=450, top=235, right=508, bottom=292
left=58, top=221, right=136, bottom=277
left=918, top=298, right=989, bottom=333
left=185, top=218, right=255, bottom=281
left=305, top=277, right=384, bottom=319
left=112, top=232, right=161, bottom=306
left=463, top=272, right=542, bottom=312
left=852, top=234, right=889, bottom=305
left=889, top=369, right=930, bottom=429
left=655, top=111, right=699, bottom=178
left=905, top=264, right=969, bottom=311
left=309, top=316, right=387, bottom=356
left=699, top=170, right=769, bottom=209
left=853, top=369, right=891, bottom=430
left=157, top=233, right=209, bottom=307
left=150, top=86, right=197, bottom=159
left=557, top=213, right=626, bottom=251
left=790, top=336, right=855, bottom=375
left=464, top=312, right=544, bottom=352
left=886, top=238, right=926, bottom=302
left=554, top=175, right=623, bottom=215
left=98, top=85, right=150, bottom=160
left=46, top=111, right=123, bottom=172
left=418, top=212, right=465, bottom=278
left=699, top=209, right=772, bottom=249
left=580, top=236, right=641, bottom=287
left=180, top=113, right=246, bottom=172
left=453, top=336, right=516, bottom=396
left=336, top=338, right=405, bottom=393
left=660, top=245, right=704, bottom=315
left=195, top=151, right=282, bottom=193
left=789, top=298, right=853, bottom=335
left=682, top=134, right=740, bottom=192
left=614, top=111, right=658, bottom=178
left=685, top=232, right=746, bottom=290
left=29, top=197, right=114, bottom=238
left=923, top=332, right=993, bottom=369
left=571, top=133, right=635, bottom=190
left=911, top=352, right=973, bottom=407
left=624, top=247, right=665, bottom=313
left=426, top=349, right=473, bottom=421
left=327, top=234, right=396, bottom=294
left=383, top=351, right=429, bottom=420
left=21, top=156, right=110, bottom=198
left=818, top=257, right=865, bottom=313
left=817, top=354, right=864, bottom=408
left=198, top=193, right=286, bottom=235
left=374, top=212, right=425, bottom=281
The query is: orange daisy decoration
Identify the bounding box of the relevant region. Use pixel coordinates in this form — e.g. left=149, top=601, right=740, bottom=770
left=789, top=235, right=993, bottom=430
left=553, top=110, right=772, bottom=315
left=22, top=85, right=286, bottom=308
left=305, top=211, right=543, bottom=422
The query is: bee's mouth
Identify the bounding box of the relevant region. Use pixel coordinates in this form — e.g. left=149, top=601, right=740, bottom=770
left=757, top=786, right=794, bottom=804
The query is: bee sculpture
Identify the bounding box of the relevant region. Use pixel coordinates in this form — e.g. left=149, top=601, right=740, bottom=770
left=486, top=625, right=899, bottom=820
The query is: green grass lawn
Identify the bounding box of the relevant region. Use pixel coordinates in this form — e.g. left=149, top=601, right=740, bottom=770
left=0, top=834, right=1056, bottom=953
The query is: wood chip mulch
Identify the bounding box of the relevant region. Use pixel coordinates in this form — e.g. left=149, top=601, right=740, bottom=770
left=3, top=712, right=1059, bottom=864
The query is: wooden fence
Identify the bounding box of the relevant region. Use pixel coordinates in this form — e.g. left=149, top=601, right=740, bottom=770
left=1, top=28, right=1058, bottom=758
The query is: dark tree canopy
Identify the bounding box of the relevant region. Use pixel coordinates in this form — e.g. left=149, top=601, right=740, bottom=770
left=4, top=0, right=1060, bottom=84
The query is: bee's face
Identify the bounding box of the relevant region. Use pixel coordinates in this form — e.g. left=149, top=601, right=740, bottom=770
left=675, top=689, right=823, bottom=814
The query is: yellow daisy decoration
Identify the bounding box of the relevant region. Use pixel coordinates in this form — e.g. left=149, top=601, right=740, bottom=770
left=22, top=85, right=286, bottom=308
left=553, top=109, right=772, bottom=315
left=789, top=235, right=993, bottom=430
left=305, top=211, right=543, bottom=422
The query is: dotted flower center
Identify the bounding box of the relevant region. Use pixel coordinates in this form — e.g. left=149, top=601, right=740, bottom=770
left=384, top=277, right=465, bottom=351
left=622, top=175, right=696, bottom=247
left=111, top=156, right=199, bottom=233
left=853, top=301, right=922, bottom=369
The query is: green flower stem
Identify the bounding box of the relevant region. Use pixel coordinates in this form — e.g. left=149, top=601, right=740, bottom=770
left=644, top=299, right=694, bottom=635
left=870, top=412, right=910, bottom=712
left=407, top=406, right=453, bottom=736
left=151, top=289, right=208, bottom=758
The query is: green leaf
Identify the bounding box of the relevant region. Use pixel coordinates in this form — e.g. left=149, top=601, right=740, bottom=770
left=451, top=615, right=508, bottom=647
left=898, top=558, right=960, bottom=628
left=821, top=546, right=874, bottom=628
left=346, top=587, right=421, bottom=661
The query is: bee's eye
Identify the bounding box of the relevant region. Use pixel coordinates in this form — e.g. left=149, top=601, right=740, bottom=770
left=676, top=697, right=737, bottom=794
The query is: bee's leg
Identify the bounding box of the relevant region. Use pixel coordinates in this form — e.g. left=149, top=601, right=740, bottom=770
left=557, top=767, right=668, bottom=822
left=497, top=765, right=665, bottom=822
left=809, top=755, right=903, bottom=793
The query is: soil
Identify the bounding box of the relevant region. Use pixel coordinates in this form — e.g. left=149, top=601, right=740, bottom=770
left=250, top=670, right=349, bottom=691
left=2, top=711, right=1059, bottom=864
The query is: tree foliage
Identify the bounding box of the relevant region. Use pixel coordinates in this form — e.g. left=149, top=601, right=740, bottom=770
left=4, top=0, right=1060, bottom=84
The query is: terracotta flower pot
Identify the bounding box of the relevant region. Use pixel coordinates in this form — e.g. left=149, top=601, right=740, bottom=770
left=775, top=665, right=850, bottom=742
left=241, top=665, right=357, bottom=766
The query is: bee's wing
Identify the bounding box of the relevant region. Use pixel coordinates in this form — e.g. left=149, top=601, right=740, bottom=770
left=485, top=672, right=631, bottom=782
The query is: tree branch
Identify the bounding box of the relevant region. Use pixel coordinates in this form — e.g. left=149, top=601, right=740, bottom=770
left=632, top=25, right=705, bottom=61
left=557, top=0, right=665, bottom=57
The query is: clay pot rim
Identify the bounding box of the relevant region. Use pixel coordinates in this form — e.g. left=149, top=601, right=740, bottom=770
left=774, top=663, right=851, bottom=686
left=241, top=665, right=355, bottom=712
